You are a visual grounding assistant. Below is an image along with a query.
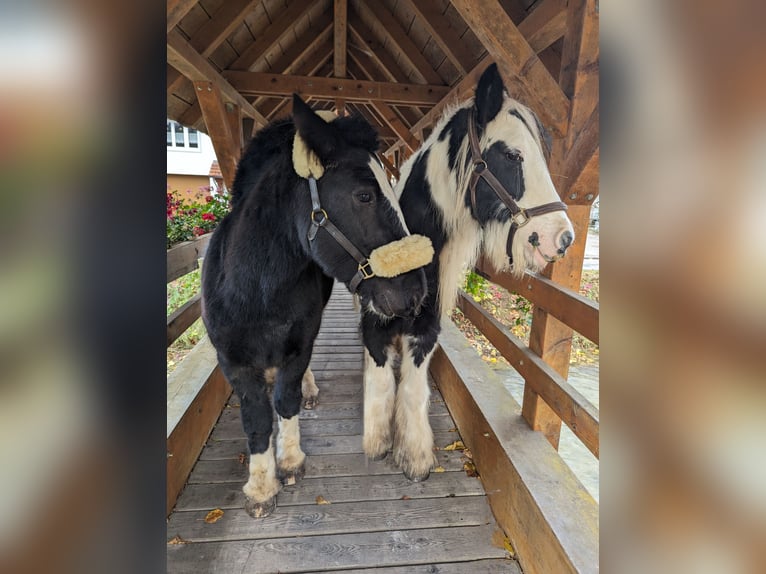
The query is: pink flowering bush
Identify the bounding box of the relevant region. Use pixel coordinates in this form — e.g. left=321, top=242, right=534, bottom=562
left=166, top=186, right=230, bottom=248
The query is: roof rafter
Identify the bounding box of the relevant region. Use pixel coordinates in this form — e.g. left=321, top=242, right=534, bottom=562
left=167, top=0, right=199, bottom=33
left=333, top=0, right=348, bottom=78
left=167, top=29, right=267, bottom=126
left=167, top=0, right=261, bottom=98
left=357, top=1, right=443, bottom=85
left=229, top=0, right=322, bottom=71
left=399, top=0, right=474, bottom=75
left=451, top=0, right=570, bottom=136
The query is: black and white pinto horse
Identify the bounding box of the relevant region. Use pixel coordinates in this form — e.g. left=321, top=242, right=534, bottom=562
left=361, top=64, right=576, bottom=481
left=202, top=95, right=430, bottom=517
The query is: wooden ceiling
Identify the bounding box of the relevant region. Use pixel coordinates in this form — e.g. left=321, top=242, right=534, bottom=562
left=167, top=0, right=597, bottom=200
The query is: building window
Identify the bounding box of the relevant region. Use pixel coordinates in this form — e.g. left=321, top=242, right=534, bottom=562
left=167, top=120, right=200, bottom=151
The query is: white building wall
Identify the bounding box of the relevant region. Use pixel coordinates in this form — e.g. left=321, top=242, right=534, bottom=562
left=167, top=127, right=217, bottom=176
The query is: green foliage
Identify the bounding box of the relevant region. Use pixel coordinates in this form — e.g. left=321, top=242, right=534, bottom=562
left=166, top=187, right=230, bottom=249
left=510, top=294, right=532, bottom=327
left=167, top=268, right=201, bottom=315
left=463, top=270, right=490, bottom=302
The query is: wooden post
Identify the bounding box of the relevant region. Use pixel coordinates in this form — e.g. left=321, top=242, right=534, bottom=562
left=194, top=81, right=240, bottom=190
left=523, top=0, right=599, bottom=449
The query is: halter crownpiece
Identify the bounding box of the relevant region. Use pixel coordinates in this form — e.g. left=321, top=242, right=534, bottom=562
left=293, top=111, right=433, bottom=292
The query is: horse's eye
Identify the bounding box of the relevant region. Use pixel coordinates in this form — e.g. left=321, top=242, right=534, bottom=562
left=355, top=192, right=372, bottom=203
left=505, top=151, right=523, bottom=162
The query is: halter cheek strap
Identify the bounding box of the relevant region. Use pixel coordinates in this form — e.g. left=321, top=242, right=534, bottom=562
left=306, top=177, right=434, bottom=293
left=307, top=176, right=373, bottom=292
left=467, top=111, right=567, bottom=263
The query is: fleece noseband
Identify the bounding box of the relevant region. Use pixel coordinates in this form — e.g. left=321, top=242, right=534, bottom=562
left=467, top=110, right=567, bottom=264
left=292, top=112, right=433, bottom=293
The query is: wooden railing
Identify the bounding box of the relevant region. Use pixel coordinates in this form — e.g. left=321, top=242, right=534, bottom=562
left=466, top=255, right=600, bottom=457
left=428, top=253, right=600, bottom=574
left=166, top=233, right=231, bottom=515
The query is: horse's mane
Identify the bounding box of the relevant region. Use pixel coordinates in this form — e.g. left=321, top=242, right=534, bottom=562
left=230, top=114, right=380, bottom=208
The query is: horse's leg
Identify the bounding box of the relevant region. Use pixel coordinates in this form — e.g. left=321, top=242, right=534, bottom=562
left=273, top=350, right=312, bottom=485
left=394, top=335, right=437, bottom=482
left=225, top=365, right=280, bottom=518
left=301, top=274, right=334, bottom=410
left=361, top=315, right=399, bottom=460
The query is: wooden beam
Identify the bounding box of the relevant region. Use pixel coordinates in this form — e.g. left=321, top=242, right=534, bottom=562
left=558, top=105, right=599, bottom=201
left=229, top=0, right=320, bottom=71
left=167, top=293, right=202, bottom=347
left=448, top=0, right=570, bottom=136
left=457, top=291, right=599, bottom=457
left=358, top=1, right=443, bottom=85
left=400, top=0, right=474, bottom=75
left=167, top=338, right=232, bottom=516
left=553, top=0, right=599, bottom=197
left=225, top=103, right=244, bottom=155
left=168, top=0, right=261, bottom=97
left=257, top=41, right=334, bottom=119
left=475, top=257, right=599, bottom=345
left=430, top=321, right=598, bottom=574
left=523, top=204, right=592, bottom=448
left=167, top=233, right=211, bottom=284
left=403, top=0, right=568, bottom=146
left=194, top=81, right=240, bottom=190
left=167, top=29, right=267, bottom=125
left=225, top=72, right=450, bottom=105
left=334, top=0, right=348, bottom=78
left=370, top=101, right=420, bottom=153
left=167, top=0, right=199, bottom=33
left=347, top=103, right=397, bottom=139
left=518, top=0, right=568, bottom=54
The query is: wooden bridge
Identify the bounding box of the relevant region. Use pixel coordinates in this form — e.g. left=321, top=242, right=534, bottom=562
left=168, top=283, right=517, bottom=573
left=167, top=1, right=599, bottom=571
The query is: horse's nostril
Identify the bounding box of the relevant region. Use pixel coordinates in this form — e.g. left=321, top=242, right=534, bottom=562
left=559, top=230, right=573, bottom=251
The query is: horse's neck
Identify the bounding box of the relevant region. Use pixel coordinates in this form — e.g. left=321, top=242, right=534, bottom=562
left=421, top=115, right=483, bottom=315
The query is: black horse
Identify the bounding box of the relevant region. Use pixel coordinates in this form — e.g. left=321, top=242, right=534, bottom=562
left=360, top=64, right=576, bottom=481
left=202, top=95, right=430, bottom=517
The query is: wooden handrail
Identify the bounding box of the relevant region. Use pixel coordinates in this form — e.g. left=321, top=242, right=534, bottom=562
left=167, top=233, right=212, bottom=284
left=475, top=255, right=598, bottom=344
left=457, top=290, right=599, bottom=457
left=167, top=293, right=202, bottom=347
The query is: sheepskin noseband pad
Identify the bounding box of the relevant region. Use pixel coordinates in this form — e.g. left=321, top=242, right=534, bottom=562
left=368, top=234, right=434, bottom=278
left=292, top=110, right=337, bottom=179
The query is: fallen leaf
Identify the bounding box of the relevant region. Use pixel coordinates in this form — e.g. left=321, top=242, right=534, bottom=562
left=204, top=508, right=224, bottom=524
left=463, top=461, right=479, bottom=477
left=443, top=440, right=465, bottom=451
left=448, top=427, right=457, bottom=433
left=463, top=448, right=473, bottom=460
left=400, top=495, right=411, bottom=500
left=491, top=529, right=515, bottom=557
left=238, top=453, right=246, bottom=465
left=315, top=495, right=331, bottom=505
left=433, top=466, right=445, bottom=473
left=167, top=535, right=188, bottom=545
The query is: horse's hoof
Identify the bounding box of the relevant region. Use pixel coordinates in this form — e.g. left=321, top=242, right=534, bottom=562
left=302, top=396, right=318, bottom=410
left=278, top=463, right=306, bottom=486
left=370, top=450, right=389, bottom=461
left=244, top=496, right=276, bottom=518
left=404, top=469, right=430, bottom=483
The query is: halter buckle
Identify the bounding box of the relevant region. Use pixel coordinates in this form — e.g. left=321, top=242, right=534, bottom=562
left=512, top=210, right=530, bottom=227
left=473, top=159, right=487, bottom=173
left=358, top=260, right=375, bottom=279
left=311, top=209, right=328, bottom=226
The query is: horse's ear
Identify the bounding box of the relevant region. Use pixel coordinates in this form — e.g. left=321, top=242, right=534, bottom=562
left=475, top=63, right=505, bottom=128
left=292, top=94, right=340, bottom=162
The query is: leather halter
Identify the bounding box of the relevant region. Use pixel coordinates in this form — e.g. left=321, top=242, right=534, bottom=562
left=306, top=176, right=375, bottom=293
left=467, top=111, right=567, bottom=263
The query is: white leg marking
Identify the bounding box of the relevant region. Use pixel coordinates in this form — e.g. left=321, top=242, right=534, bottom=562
left=363, top=347, right=396, bottom=459
left=301, top=367, right=318, bottom=409
left=276, top=415, right=305, bottom=484
left=394, top=338, right=436, bottom=480
left=243, top=438, right=280, bottom=504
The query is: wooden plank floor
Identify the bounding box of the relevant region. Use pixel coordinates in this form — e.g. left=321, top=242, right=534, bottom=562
left=168, top=284, right=519, bottom=573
